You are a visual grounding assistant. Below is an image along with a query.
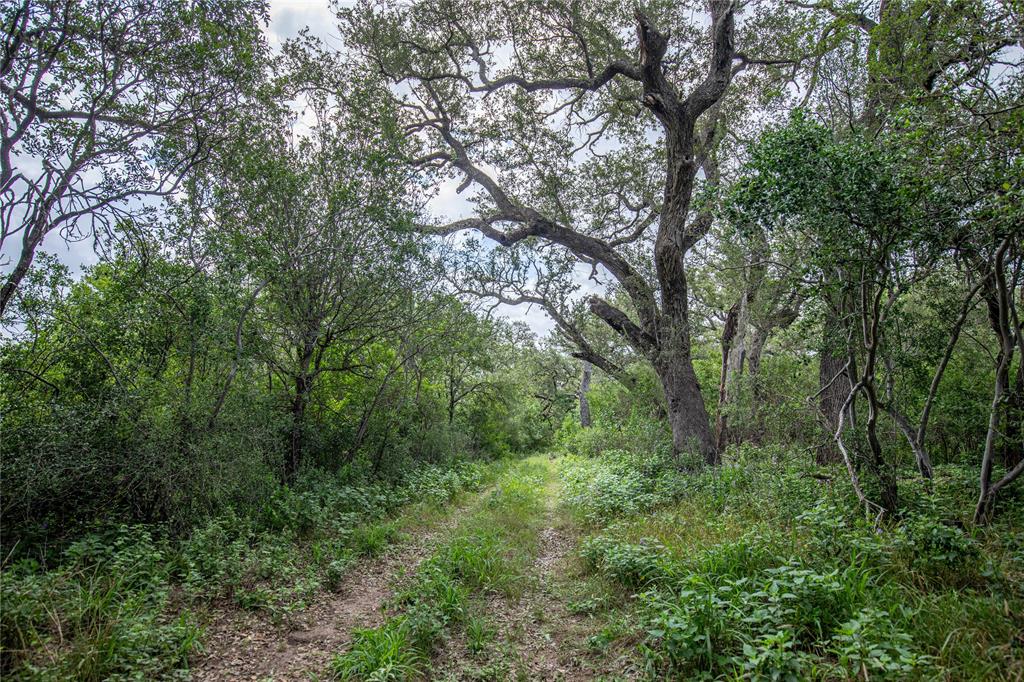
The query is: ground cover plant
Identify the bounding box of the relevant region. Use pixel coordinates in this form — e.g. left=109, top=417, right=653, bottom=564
left=0, top=460, right=499, bottom=680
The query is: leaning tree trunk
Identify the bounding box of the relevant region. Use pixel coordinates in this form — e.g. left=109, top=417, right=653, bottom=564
left=1004, top=361, right=1024, bottom=468
left=579, top=360, right=593, bottom=428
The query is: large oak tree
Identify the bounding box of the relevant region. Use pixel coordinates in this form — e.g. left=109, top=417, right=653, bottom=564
left=344, top=0, right=807, bottom=463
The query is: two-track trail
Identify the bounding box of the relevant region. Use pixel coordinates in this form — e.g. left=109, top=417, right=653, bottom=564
left=431, top=455, right=609, bottom=681
left=481, top=459, right=595, bottom=681
left=190, top=487, right=492, bottom=682
left=191, top=457, right=608, bottom=681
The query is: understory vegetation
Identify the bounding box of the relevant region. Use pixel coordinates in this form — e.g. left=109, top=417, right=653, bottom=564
left=559, top=430, right=1023, bottom=680
left=1, top=460, right=499, bottom=680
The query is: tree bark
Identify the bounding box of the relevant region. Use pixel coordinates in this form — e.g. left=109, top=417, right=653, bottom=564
left=0, top=234, right=40, bottom=316
left=975, top=236, right=1021, bottom=523
left=716, top=301, right=740, bottom=452
left=1004, top=360, right=1024, bottom=468
left=579, top=360, right=592, bottom=428
left=658, top=354, right=717, bottom=465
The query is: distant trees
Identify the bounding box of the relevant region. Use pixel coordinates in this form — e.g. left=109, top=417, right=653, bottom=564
left=0, top=75, right=565, bottom=539
left=0, top=0, right=267, bottom=316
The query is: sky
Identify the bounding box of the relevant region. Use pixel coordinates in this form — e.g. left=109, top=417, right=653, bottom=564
left=3, top=0, right=557, bottom=337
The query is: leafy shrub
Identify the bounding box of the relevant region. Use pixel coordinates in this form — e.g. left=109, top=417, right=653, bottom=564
left=894, top=515, right=979, bottom=585
left=637, top=560, right=870, bottom=678
left=1, top=526, right=199, bottom=681
left=739, top=629, right=810, bottom=682
left=581, top=535, right=679, bottom=588
left=829, top=607, right=934, bottom=679
left=560, top=451, right=673, bottom=522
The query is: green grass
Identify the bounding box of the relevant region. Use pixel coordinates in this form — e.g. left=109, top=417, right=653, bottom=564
left=334, top=621, right=426, bottom=681
left=1, top=459, right=502, bottom=680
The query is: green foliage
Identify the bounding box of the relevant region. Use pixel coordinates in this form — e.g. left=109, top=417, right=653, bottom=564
left=561, top=446, right=1024, bottom=680
left=0, top=526, right=199, bottom=681
left=830, top=608, right=934, bottom=680
left=626, top=556, right=871, bottom=677
left=332, top=621, right=426, bottom=682
left=1, top=460, right=497, bottom=680
left=557, top=370, right=670, bottom=459
left=560, top=450, right=675, bottom=523
left=464, top=614, right=495, bottom=655
left=894, top=515, right=980, bottom=586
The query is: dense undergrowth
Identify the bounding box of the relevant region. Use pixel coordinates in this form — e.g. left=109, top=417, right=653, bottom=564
left=560, top=446, right=1024, bottom=681
left=332, top=457, right=549, bottom=681
left=0, top=459, right=499, bottom=681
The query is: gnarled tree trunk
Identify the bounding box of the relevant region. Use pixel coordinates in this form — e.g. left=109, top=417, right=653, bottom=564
left=659, top=353, right=716, bottom=464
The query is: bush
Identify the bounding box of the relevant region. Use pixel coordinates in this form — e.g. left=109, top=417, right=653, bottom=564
left=894, top=515, right=980, bottom=585
left=638, top=560, right=871, bottom=678
left=581, top=536, right=679, bottom=588
left=560, top=450, right=674, bottom=522
left=1, top=526, right=199, bottom=681
left=829, top=607, right=934, bottom=679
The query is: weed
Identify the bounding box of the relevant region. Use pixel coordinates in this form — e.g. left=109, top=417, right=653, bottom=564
left=829, top=607, right=934, bottom=679
left=465, top=614, right=495, bottom=654
left=559, top=448, right=1024, bottom=680
left=332, top=620, right=425, bottom=681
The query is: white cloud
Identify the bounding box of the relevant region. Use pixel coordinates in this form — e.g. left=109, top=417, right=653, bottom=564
left=265, top=0, right=343, bottom=48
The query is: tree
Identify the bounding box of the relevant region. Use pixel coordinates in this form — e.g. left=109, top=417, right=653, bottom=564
left=791, top=0, right=1020, bottom=462
left=206, top=101, right=426, bottom=481
left=0, top=0, right=267, bottom=316
left=343, top=0, right=809, bottom=464
left=731, top=112, right=985, bottom=515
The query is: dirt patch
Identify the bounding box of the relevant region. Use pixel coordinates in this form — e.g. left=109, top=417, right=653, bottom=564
left=190, top=538, right=428, bottom=681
